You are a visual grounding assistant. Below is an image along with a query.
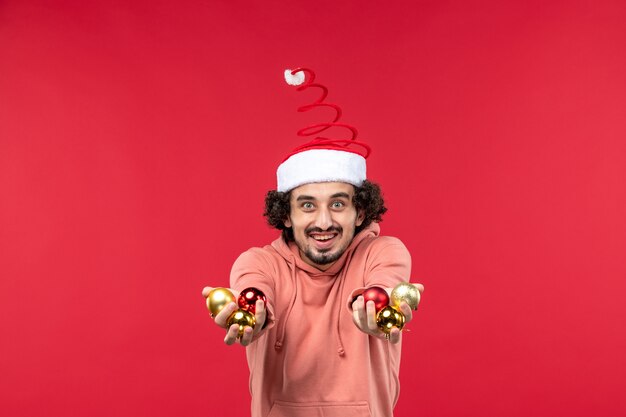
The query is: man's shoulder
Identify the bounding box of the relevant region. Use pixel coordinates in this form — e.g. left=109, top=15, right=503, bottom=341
left=357, top=233, right=408, bottom=252
left=235, top=243, right=278, bottom=260
left=354, top=233, right=411, bottom=264
left=232, top=240, right=285, bottom=270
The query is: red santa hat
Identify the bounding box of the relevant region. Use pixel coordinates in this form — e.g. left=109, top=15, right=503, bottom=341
left=277, top=68, right=371, bottom=193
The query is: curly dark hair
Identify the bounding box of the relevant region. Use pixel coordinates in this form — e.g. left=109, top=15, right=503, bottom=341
left=263, top=180, right=387, bottom=242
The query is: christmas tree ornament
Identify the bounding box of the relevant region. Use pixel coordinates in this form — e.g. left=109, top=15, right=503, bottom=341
left=376, top=306, right=406, bottom=334
left=237, top=287, right=267, bottom=314
left=226, top=309, right=256, bottom=338
left=206, top=287, right=236, bottom=318
left=361, top=286, right=390, bottom=312
left=390, top=282, right=421, bottom=310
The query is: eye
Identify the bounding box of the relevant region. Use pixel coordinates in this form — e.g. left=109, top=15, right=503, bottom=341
left=331, top=201, right=345, bottom=209
left=302, top=202, right=314, bottom=210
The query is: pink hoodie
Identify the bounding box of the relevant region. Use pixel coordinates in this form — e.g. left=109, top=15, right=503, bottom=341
left=230, top=223, right=411, bottom=417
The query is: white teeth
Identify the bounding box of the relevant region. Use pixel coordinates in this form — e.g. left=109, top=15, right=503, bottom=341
left=312, top=235, right=334, bottom=241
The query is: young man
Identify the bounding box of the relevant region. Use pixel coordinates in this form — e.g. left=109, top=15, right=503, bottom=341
left=202, top=68, right=424, bottom=417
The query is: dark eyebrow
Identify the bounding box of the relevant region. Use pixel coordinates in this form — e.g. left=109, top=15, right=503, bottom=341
left=296, top=195, right=316, bottom=202
left=295, top=192, right=350, bottom=202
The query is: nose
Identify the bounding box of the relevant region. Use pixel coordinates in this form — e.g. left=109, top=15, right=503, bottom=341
left=314, top=206, right=333, bottom=230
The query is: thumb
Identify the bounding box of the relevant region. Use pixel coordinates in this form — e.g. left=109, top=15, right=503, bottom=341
left=411, top=283, right=424, bottom=294
left=202, top=286, right=214, bottom=298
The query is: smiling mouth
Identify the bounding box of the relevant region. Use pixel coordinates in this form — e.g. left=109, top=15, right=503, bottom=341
left=310, top=233, right=337, bottom=241
left=308, top=232, right=339, bottom=249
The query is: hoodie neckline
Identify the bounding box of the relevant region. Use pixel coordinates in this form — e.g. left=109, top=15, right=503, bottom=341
left=269, top=222, right=381, bottom=356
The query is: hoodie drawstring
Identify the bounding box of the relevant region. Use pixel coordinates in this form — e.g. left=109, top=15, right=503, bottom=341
left=274, top=254, right=350, bottom=358
left=271, top=225, right=378, bottom=356
left=334, top=248, right=356, bottom=357
left=275, top=256, right=298, bottom=351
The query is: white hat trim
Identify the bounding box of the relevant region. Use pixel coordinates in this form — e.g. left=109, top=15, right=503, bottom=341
left=277, top=149, right=367, bottom=192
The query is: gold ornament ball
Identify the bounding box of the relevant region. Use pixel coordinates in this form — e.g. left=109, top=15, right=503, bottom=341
left=376, top=306, right=406, bottom=334
left=207, top=287, right=236, bottom=317
left=390, top=282, right=420, bottom=310
left=226, top=309, right=256, bottom=338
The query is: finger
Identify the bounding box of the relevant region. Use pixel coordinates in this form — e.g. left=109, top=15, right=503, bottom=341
left=202, top=286, right=214, bottom=298
left=214, top=302, right=238, bottom=328
left=412, top=283, right=424, bottom=294
left=253, top=301, right=266, bottom=335
left=399, top=302, right=413, bottom=324
left=239, top=326, right=254, bottom=346
left=351, top=297, right=365, bottom=330
left=355, top=296, right=366, bottom=328
left=366, top=301, right=378, bottom=333
left=350, top=297, right=358, bottom=310
left=224, top=324, right=239, bottom=345
left=388, top=327, right=401, bottom=344
left=352, top=307, right=361, bottom=328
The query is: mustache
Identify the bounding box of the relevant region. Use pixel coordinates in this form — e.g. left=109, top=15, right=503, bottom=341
left=305, top=226, right=342, bottom=234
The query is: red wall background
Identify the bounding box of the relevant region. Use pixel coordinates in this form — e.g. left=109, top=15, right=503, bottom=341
left=1, top=1, right=625, bottom=416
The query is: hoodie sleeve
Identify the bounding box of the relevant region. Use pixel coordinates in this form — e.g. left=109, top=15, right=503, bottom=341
left=346, top=236, right=412, bottom=310
left=230, top=247, right=277, bottom=333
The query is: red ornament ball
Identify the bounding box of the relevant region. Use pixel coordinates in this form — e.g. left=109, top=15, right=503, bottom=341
left=237, top=287, right=266, bottom=314
left=361, top=286, right=390, bottom=312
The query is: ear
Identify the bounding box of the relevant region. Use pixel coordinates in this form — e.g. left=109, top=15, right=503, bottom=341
left=355, top=209, right=365, bottom=227
left=284, top=215, right=292, bottom=228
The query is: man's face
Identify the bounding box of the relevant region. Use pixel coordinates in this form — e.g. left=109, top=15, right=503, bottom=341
left=285, top=182, right=365, bottom=271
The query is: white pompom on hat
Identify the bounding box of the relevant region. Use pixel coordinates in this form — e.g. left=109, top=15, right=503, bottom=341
left=277, top=68, right=371, bottom=193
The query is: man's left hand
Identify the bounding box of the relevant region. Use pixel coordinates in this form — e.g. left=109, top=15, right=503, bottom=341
left=351, top=283, right=423, bottom=344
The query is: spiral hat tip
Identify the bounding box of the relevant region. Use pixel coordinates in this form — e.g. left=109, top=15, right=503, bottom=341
left=284, top=69, right=305, bottom=86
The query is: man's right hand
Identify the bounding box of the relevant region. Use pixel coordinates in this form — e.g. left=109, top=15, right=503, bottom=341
left=202, top=287, right=267, bottom=347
